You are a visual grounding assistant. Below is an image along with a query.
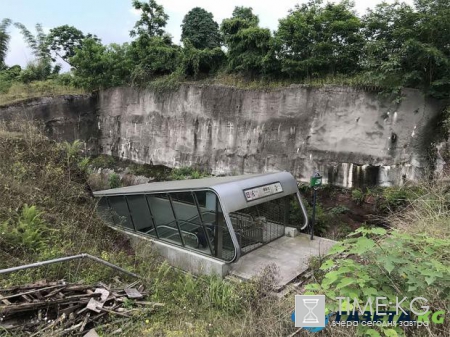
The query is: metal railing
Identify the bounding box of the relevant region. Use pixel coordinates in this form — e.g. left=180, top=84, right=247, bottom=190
left=0, top=254, right=140, bottom=278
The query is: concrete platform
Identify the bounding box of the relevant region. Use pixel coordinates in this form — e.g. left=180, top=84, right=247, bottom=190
left=229, top=234, right=336, bottom=289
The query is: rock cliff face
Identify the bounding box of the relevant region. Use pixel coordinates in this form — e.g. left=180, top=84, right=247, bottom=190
left=97, top=85, right=442, bottom=187
left=0, top=95, right=99, bottom=153
left=0, top=86, right=443, bottom=187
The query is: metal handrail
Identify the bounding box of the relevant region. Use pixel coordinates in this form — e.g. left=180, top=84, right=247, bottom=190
left=154, top=225, right=199, bottom=246
left=297, top=190, right=309, bottom=231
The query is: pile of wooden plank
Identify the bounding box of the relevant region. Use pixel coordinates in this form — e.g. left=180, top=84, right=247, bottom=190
left=0, top=279, right=163, bottom=336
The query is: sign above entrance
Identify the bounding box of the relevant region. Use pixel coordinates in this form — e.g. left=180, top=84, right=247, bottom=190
left=243, top=182, right=283, bottom=202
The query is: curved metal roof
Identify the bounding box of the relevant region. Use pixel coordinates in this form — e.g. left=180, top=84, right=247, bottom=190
left=93, top=171, right=299, bottom=213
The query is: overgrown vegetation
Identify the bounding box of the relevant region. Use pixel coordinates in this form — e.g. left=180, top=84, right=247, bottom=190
left=0, top=121, right=128, bottom=277
left=87, top=154, right=210, bottom=191
left=1, top=0, right=449, bottom=99
left=1, top=120, right=448, bottom=337
left=0, top=122, right=300, bottom=336
left=305, top=180, right=450, bottom=336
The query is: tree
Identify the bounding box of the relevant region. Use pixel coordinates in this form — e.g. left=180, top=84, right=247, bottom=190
left=14, top=22, right=62, bottom=81
left=221, top=7, right=274, bottom=78
left=362, top=0, right=450, bottom=98
left=221, top=6, right=259, bottom=45
left=128, top=0, right=179, bottom=83
left=181, top=7, right=221, bottom=49
left=180, top=40, right=225, bottom=78
left=130, top=35, right=179, bottom=82
left=0, top=18, right=12, bottom=67
left=69, top=38, right=134, bottom=90
left=276, top=0, right=363, bottom=78
left=46, top=25, right=98, bottom=66
left=230, top=6, right=259, bottom=26
left=407, top=0, right=450, bottom=97
left=130, top=0, right=169, bottom=38
left=14, top=22, right=49, bottom=60
left=362, top=2, right=416, bottom=83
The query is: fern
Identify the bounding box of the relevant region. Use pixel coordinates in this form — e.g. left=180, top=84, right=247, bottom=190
left=0, top=204, right=49, bottom=252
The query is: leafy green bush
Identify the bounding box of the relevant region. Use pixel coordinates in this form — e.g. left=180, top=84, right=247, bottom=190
left=329, top=205, right=350, bottom=215
left=169, top=166, right=209, bottom=180
left=108, top=173, right=121, bottom=189
left=90, top=155, right=117, bottom=169
left=180, top=41, right=225, bottom=78
left=290, top=199, right=330, bottom=236
left=129, top=163, right=171, bottom=180
left=0, top=204, right=50, bottom=252
left=306, top=227, right=449, bottom=336
left=380, top=186, right=423, bottom=211
left=351, top=188, right=364, bottom=205
left=19, top=59, right=60, bottom=83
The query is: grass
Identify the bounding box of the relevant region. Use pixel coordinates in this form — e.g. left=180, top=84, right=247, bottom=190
left=0, top=80, right=86, bottom=106
left=0, top=72, right=394, bottom=109
left=190, top=72, right=390, bottom=92
left=387, top=181, right=450, bottom=240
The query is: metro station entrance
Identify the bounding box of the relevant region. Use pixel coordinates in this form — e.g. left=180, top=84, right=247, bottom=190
left=94, top=172, right=308, bottom=263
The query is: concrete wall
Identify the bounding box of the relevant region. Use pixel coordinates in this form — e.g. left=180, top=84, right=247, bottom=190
left=98, top=85, right=443, bottom=187
left=123, top=229, right=230, bottom=277
left=0, top=86, right=443, bottom=187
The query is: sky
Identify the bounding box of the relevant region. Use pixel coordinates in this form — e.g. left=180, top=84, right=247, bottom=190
left=3, top=0, right=415, bottom=68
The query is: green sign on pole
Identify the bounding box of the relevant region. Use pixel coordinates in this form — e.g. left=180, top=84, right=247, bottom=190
left=310, top=172, right=322, bottom=241
left=310, top=175, right=322, bottom=188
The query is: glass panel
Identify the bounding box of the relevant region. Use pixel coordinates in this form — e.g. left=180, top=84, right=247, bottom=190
left=170, top=192, right=212, bottom=255
left=146, top=193, right=182, bottom=246
left=193, top=191, right=235, bottom=262
left=96, top=197, right=114, bottom=223
left=108, top=196, right=133, bottom=230
left=127, top=195, right=156, bottom=237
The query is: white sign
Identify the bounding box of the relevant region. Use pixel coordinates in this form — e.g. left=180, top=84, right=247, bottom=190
left=244, top=182, right=283, bottom=201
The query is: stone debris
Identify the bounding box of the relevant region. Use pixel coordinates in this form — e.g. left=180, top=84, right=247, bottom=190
left=0, top=279, right=163, bottom=336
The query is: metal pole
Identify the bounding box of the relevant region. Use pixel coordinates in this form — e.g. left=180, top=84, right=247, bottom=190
left=167, top=194, right=186, bottom=247
left=0, top=254, right=140, bottom=278
left=192, top=192, right=214, bottom=256
left=311, top=188, right=317, bottom=240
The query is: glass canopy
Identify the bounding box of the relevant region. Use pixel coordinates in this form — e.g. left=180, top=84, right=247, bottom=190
left=95, top=172, right=308, bottom=263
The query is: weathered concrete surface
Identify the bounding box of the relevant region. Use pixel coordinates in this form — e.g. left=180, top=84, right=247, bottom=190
left=0, top=95, right=99, bottom=153
left=230, top=234, right=336, bottom=288
left=0, top=86, right=442, bottom=187
left=98, top=85, right=442, bottom=187
left=118, top=228, right=230, bottom=277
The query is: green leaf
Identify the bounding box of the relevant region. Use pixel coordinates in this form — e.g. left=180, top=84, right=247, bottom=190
left=383, top=259, right=395, bottom=274
left=408, top=285, right=418, bottom=292
left=320, top=259, right=334, bottom=270
left=365, top=329, right=381, bottom=337
left=363, top=287, right=378, bottom=297
left=369, top=228, right=387, bottom=236
left=305, top=283, right=321, bottom=291
left=384, top=329, right=398, bottom=337
left=350, top=237, right=376, bottom=254
left=425, top=276, right=436, bottom=285
left=327, top=243, right=346, bottom=255
left=321, top=270, right=341, bottom=288
left=336, top=277, right=355, bottom=289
